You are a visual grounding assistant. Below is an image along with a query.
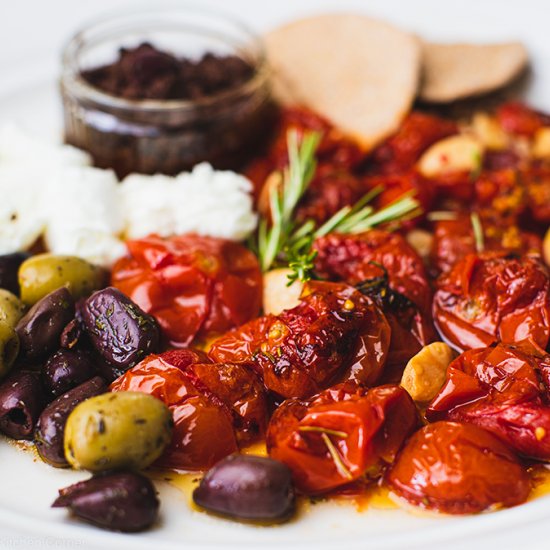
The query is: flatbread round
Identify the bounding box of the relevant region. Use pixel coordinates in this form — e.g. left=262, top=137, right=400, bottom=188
left=419, top=41, right=528, bottom=103
left=264, top=14, right=421, bottom=149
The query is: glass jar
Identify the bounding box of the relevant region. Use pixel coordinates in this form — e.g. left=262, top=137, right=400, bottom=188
left=60, top=6, right=275, bottom=179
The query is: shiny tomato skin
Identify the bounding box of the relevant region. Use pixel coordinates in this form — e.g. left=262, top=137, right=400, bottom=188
left=387, top=421, right=530, bottom=514
left=427, top=344, right=550, bottom=459
left=110, top=350, right=267, bottom=469
left=433, top=252, right=550, bottom=352
left=267, top=384, right=418, bottom=495
left=209, top=281, right=391, bottom=398
left=188, top=361, right=268, bottom=445
left=159, top=396, right=238, bottom=471
left=313, top=231, right=435, bottom=373
left=314, top=230, right=432, bottom=316
left=371, top=112, right=457, bottom=173
left=111, top=234, right=262, bottom=347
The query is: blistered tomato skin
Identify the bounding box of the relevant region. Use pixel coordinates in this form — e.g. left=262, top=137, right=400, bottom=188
left=193, top=454, right=295, bottom=522
left=80, top=287, right=160, bottom=378
left=111, top=234, right=262, bottom=347
left=52, top=472, right=159, bottom=532
left=210, top=281, right=391, bottom=398
left=313, top=231, right=435, bottom=373
left=387, top=421, right=530, bottom=514
left=427, top=343, right=550, bottom=460
left=267, top=383, right=418, bottom=495
left=433, top=252, right=550, bottom=352
left=110, top=350, right=269, bottom=470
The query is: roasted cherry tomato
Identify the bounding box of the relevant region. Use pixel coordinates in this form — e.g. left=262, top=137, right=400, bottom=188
left=370, top=112, right=457, bottom=173
left=431, top=212, right=541, bottom=274
left=267, top=383, right=418, bottom=495
left=433, top=252, right=550, bottom=352
left=110, top=349, right=268, bottom=469
left=209, top=281, right=391, bottom=398
left=496, top=101, right=548, bottom=137
left=111, top=234, right=262, bottom=347
left=387, top=421, right=530, bottom=514
left=313, top=231, right=435, bottom=373
left=427, top=343, right=550, bottom=460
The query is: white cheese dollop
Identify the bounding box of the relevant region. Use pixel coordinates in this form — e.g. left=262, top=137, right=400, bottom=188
left=0, top=125, right=258, bottom=266
left=43, top=166, right=127, bottom=267
left=119, top=162, right=257, bottom=241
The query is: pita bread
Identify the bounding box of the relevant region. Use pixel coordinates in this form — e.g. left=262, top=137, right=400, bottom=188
left=419, top=41, right=528, bottom=103
left=264, top=14, right=421, bottom=149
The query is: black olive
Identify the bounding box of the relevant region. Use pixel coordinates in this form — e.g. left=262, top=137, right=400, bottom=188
left=35, top=376, right=106, bottom=467
left=42, top=349, right=97, bottom=398
left=80, top=287, right=159, bottom=377
left=15, top=287, right=75, bottom=361
left=0, top=370, right=46, bottom=439
left=193, top=454, right=295, bottom=522
left=52, top=471, right=159, bottom=532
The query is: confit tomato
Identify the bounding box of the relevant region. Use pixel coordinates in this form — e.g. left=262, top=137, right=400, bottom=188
left=387, top=421, right=530, bottom=514
left=313, top=231, right=435, bottom=372
left=496, top=101, right=548, bottom=137
left=267, top=383, right=418, bottom=495
left=431, top=212, right=542, bottom=274
left=111, top=234, right=262, bottom=347
left=433, top=252, right=550, bottom=352
left=427, top=343, right=550, bottom=460
left=110, top=349, right=268, bottom=470
left=209, top=281, right=391, bottom=398
left=371, top=112, right=457, bottom=173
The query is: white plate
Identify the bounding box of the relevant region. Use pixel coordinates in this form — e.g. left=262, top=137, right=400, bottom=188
left=2, top=1, right=550, bottom=549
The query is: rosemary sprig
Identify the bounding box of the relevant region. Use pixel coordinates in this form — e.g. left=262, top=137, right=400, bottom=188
left=285, top=190, right=421, bottom=285
left=252, top=128, right=422, bottom=285
left=298, top=426, right=349, bottom=438
left=256, top=130, right=321, bottom=272
left=470, top=211, right=485, bottom=252
left=321, top=433, right=353, bottom=480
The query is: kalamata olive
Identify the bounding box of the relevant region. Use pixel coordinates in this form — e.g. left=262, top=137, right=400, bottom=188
left=18, top=253, right=107, bottom=306
left=0, top=370, right=46, bottom=439
left=60, top=318, right=83, bottom=350
left=52, top=471, right=159, bottom=532
left=35, top=376, right=106, bottom=467
left=42, top=349, right=97, bottom=398
left=0, top=289, right=25, bottom=327
left=193, top=454, right=295, bottom=522
left=0, top=252, right=30, bottom=295
left=15, top=287, right=75, bottom=361
left=0, top=321, right=20, bottom=379
left=64, top=391, right=173, bottom=472
left=80, top=287, right=159, bottom=376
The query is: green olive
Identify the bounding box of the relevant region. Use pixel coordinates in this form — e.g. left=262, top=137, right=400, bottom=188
left=0, top=289, right=25, bottom=327
left=64, top=391, right=173, bottom=472
left=0, top=320, right=20, bottom=378
left=18, top=254, right=107, bottom=306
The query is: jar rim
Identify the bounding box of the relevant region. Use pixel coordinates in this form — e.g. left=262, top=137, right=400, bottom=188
left=60, top=3, right=270, bottom=112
